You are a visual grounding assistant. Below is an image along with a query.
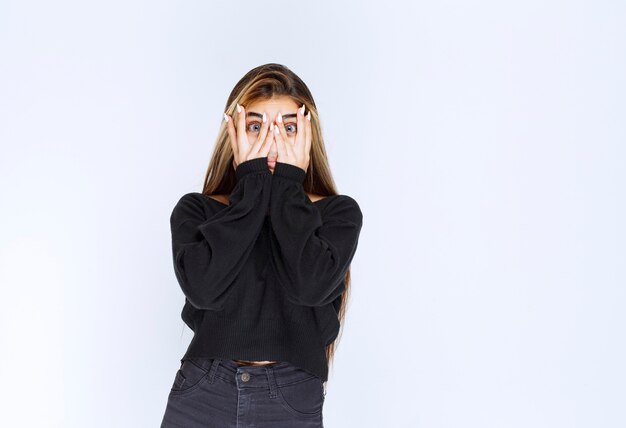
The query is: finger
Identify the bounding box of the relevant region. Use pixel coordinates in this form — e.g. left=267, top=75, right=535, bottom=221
left=274, top=119, right=288, bottom=162
left=225, top=112, right=238, bottom=163
left=260, top=121, right=276, bottom=157
left=278, top=119, right=295, bottom=164
left=276, top=112, right=291, bottom=146
left=251, top=111, right=271, bottom=156
left=236, top=103, right=248, bottom=149
left=295, top=103, right=305, bottom=154
left=305, top=110, right=312, bottom=161
left=270, top=139, right=277, bottom=157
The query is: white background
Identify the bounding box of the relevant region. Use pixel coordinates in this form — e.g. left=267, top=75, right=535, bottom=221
left=1, top=1, right=625, bottom=427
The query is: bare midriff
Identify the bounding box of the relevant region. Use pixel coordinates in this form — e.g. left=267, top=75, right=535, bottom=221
left=233, top=359, right=279, bottom=366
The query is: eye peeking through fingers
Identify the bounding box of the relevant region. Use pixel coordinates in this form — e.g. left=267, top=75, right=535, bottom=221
left=246, top=122, right=262, bottom=133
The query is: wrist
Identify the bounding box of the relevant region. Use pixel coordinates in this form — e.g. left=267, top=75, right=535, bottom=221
left=235, top=157, right=270, bottom=181
left=273, top=161, right=306, bottom=183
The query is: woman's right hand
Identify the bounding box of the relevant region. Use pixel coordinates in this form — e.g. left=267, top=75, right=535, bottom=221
left=224, top=103, right=275, bottom=168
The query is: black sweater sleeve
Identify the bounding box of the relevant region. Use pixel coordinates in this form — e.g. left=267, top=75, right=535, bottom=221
left=170, top=157, right=271, bottom=310
left=268, top=161, right=363, bottom=307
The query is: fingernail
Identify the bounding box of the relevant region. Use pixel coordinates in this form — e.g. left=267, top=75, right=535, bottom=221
left=262, top=112, right=266, bottom=123
left=270, top=123, right=274, bottom=131
left=236, top=103, right=241, bottom=113
left=277, top=112, right=282, bottom=123
left=274, top=125, right=279, bottom=134
left=307, top=112, right=311, bottom=121
left=300, top=104, right=305, bottom=114
left=223, top=113, right=229, bottom=122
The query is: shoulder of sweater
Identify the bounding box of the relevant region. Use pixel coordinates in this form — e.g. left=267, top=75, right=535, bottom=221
left=174, top=192, right=205, bottom=208
left=171, top=192, right=221, bottom=222
left=176, top=192, right=228, bottom=206
left=322, top=194, right=363, bottom=225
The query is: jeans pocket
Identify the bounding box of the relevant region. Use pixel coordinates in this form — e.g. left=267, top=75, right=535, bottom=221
left=169, top=359, right=212, bottom=396
left=276, top=375, right=324, bottom=418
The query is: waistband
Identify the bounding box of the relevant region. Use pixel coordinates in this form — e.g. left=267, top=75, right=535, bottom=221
left=184, top=357, right=324, bottom=389
left=233, top=359, right=279, bottom=366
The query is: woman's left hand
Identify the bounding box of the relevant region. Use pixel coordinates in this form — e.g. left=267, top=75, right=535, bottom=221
left=273, top=104, right=312, bottom=173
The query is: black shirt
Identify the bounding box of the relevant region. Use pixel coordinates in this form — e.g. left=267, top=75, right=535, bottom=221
left=169, top=156, right=363, bottom=381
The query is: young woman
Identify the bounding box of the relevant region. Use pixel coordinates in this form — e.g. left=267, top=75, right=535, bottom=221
left=160, top=63, right=363, bottom=428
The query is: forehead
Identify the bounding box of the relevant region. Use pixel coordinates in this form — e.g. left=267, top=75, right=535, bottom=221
left=246, top=96, right=299, bottom=113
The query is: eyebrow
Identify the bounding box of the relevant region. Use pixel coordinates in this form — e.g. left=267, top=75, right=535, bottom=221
left=246, top=112, right=298, bottom=120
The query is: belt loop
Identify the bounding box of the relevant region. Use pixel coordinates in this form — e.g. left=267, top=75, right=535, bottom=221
left=265, top=365, right=278, bottom=399
left=208, top=358, right=221, bottom=384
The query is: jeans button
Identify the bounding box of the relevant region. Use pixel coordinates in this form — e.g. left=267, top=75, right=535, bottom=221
left=241, top=372, right=250, bottom=382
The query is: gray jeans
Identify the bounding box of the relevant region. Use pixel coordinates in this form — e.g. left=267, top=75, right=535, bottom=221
left=160, top=358, right=326, bottom=427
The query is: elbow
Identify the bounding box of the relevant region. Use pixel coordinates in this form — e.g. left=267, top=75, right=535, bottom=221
left=184, top=293, right=224, bottom=311
left=173, top=248, right=229, bottom=311
left=173, top=266, right=226, bottom=311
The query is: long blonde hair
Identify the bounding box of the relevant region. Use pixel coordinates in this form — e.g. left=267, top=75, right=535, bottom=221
left=201, top=63, right=351, bottom=377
